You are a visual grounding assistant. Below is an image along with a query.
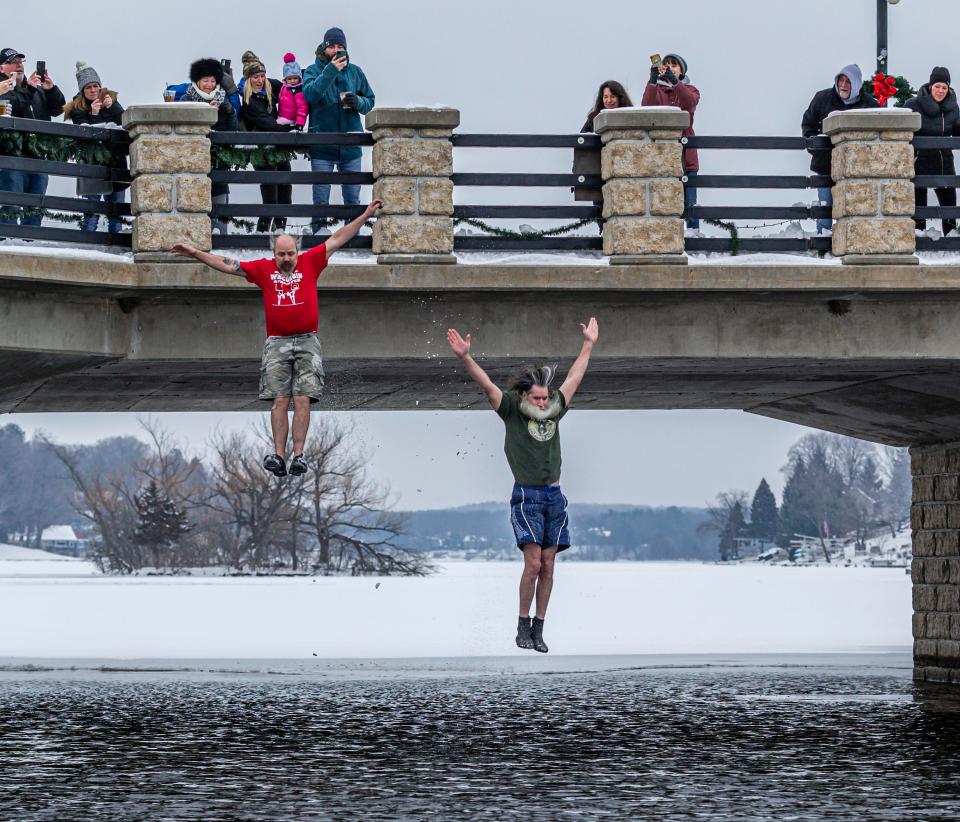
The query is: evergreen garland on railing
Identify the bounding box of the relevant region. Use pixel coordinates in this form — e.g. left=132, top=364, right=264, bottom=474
left=0, top=205, right=131, bottom=228
left=703, top=218, right=740, bottom=255
left=453, top=216, right=598, bottom=240
left=0, top=130, right=126, bottom=165
left=211, top=144, right=302, bottom=170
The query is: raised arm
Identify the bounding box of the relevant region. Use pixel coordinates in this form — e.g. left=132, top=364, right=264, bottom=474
left=559, top=317, right=599, bottom=405
left=171, top=243, right=245, bottom=277
left=325, top=200, right=382, bottom=256
left=446, top=329, right=502, bottom=411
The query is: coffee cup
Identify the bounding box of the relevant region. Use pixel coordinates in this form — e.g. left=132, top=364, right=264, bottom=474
left=163, top=87, right=176, bottom=103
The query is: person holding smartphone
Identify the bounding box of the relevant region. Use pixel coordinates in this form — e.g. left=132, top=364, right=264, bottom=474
left=642, top=53, right=700, bottom=230
left=302, top=27, right=375, bottom=234
left=0, top=47, right=65, bottom=227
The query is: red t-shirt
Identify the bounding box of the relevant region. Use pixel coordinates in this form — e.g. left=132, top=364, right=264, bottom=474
left=240, top=244, right=328, bottom=337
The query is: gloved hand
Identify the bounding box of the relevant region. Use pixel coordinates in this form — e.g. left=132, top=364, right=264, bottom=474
left=649, top=65, right=660, bottom=84
left=661, top=67, right=678, bottom=86
left=342, top=92, right=358, bottom=109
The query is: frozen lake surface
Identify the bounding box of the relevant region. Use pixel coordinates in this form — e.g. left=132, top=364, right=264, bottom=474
left=0, top=550, right=911, bottom=658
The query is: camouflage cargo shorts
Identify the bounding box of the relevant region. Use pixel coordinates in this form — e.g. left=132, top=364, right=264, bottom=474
left=259, top=333, right=325, bottom=403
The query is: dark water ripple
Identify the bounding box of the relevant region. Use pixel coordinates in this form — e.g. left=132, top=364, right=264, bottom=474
left=1, top=663, right=959, bottom=820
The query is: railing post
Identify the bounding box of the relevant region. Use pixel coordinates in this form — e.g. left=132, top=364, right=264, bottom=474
left=122, top=104, right=218, bottom=262
left=823, top=109, right=921, bottom=265
left=594, top=107, right=690, bottom=266
left=367, top=107, right=459, bottom=265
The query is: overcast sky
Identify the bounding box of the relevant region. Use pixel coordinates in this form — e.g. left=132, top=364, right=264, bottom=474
left=6, top=0, right=950, bottom=509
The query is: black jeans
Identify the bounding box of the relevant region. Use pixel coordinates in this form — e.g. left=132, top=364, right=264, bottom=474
left=915, top=185, right=957, bottom=236
left=254, top=160, right=292, bottom=233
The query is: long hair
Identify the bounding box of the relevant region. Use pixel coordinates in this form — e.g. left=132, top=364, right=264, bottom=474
left=510, top=364, right=558, bottom=395
left=585, top=80, right=633, bottom=129
left=243, top=75, right=273, bottom=107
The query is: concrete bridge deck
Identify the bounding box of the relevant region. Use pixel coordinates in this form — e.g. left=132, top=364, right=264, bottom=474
left=2, top=249, right=960, bottom=446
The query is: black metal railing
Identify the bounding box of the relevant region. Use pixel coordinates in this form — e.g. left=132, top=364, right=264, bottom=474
left=207, top=130, right=374, bottom=250
left=0, top=117, right=131, bottom=246
left=682, top=135, right=833, bottom=254
left=909, top=136, right=960, bottom=252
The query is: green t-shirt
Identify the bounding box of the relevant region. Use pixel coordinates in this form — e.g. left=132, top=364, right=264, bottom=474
left=496, top=389, right=569, bottom=486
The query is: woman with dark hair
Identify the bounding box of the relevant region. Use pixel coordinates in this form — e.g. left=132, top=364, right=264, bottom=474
left=581, top=80, right=632, bottom=133
left=239, top=50, right=292, bottom=233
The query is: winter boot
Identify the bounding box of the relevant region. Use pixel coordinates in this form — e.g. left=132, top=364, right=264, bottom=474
left=516, top=616, right=533, bottom=650
left=289, top=455, right=309, bottom=476
left=263, top=453, right=287, bottom=477
left=530, top=617, right=548, bottom=653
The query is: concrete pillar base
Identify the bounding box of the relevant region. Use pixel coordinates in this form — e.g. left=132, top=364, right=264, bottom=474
left=377, top=253, right=457, bottom=266
left=609, top=254, right=689, bottom=266
left=133, top=252, right=183, bottom=264
left=842, top=254, right=919, bottom=266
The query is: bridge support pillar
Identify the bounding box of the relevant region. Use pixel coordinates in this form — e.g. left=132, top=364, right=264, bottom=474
left=367, top=107, right=459, bottom=265
left=823, top=110, right=920, bottom=265
left=594, top=107, right=690, bottom=265
left=123, top=104, right=218, bottom=262
left=910, top=441, right=960, bottom=687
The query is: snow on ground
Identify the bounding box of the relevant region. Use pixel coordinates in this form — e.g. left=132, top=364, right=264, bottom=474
left=0, top=559, right=910, bottom=659
left=0, top=543, right=100, bottom=577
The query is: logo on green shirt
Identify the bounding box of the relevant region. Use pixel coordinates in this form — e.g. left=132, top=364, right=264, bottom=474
left=527, top=418, right=557, bottom=442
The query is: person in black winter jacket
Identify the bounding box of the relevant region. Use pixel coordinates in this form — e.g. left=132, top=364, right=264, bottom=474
left=905, top=67, right=960, bottom=236
left=65, top=61, right=126, bottom=234
left=239, top=50, right=292, bottom=233
left=183, top=58, right=238, bottom=234
left=801, top=64, right=880, bottom=233
left=0, top=46, right=66, bottom=227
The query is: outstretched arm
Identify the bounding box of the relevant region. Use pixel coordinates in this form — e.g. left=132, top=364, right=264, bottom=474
left=171, top=243, right=245, bottom=277
left=325, top=200, right=382, bottom=256
left=559, top=317, right=599, bottom=405
left=446, top=329, right=502, bottom=411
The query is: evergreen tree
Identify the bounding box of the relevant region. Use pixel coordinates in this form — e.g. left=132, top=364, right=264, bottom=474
left=134, top=481, right=190, bottom=568
left=882, top=447, right=912, bottom=525
left=749, top=478, right=779, bottom=543
left=718, top=501, right=746, bottom=562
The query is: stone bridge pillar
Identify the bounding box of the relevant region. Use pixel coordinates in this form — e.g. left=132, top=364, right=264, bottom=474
left=823, top=110, right=920, bottom=265
left=593, top=107, right=690, bottom=266
left=367, top=107, right=459, bottom=265
left=910, top=441, right=960, bottom=686
left=123, top=104, right=217, bottom=262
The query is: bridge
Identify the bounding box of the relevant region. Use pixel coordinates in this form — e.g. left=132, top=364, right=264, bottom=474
left=1, top=104, right=959, bottom=687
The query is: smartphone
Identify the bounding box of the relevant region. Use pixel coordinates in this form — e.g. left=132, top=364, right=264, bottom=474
left=220, top=58, right=231, bottom=75
left=335, top=50, right=348, bottom=63
left=36, top=60, right=46, bottom=79
left=650, top=54, right=662, bottom=66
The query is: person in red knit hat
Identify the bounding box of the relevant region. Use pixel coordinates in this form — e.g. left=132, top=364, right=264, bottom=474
left=277, top=52, right=308, bottom=129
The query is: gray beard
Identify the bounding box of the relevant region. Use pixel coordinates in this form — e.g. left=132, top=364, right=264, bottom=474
left=519, top=393, right=562, bottom=421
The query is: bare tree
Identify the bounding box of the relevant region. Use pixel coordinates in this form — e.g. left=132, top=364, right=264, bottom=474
left=700, top=490, right=749, bottom=562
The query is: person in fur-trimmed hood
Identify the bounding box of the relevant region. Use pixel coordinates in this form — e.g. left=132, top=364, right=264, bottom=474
left=642, top=53, right=700, bottom=228
left=906, top=66, right=960, bottom=236
left=65, top=61, right=126, bottom=233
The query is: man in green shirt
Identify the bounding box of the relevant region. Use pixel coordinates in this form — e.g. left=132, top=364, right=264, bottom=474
left=446, top=318, right=599, bottom=653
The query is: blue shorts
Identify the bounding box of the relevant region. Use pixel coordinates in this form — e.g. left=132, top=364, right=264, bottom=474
left=509, top=483, right=571, bottom=551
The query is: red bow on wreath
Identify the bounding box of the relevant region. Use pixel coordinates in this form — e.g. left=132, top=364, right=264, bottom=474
left=872, top=72, right=898, bottom=106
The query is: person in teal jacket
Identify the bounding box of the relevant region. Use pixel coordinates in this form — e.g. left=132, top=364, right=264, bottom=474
left=302, top=27, right=375, bottom=234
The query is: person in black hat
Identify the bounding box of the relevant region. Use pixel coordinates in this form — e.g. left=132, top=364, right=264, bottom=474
left=905, top=66, right=960, bottom=236
left=0, top=47, right=65, bottom=227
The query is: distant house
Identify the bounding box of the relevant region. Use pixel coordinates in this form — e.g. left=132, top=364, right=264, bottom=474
left=41, top=526, right=87, bottom=557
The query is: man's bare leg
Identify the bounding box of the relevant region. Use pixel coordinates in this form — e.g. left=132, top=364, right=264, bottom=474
left=291, top=396, right=311, bottom=456
left=534, top=547, right=558, bottom=619
left=270, top=397, right=291, bottom=455
left=519, top=545, right=542, bottom=616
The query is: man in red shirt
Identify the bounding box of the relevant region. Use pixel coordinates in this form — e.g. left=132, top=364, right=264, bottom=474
left=172, top=199, right=380, bottom=476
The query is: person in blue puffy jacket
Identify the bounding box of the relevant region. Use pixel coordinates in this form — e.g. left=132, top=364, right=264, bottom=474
left=302, top=27, right=375, bottom=234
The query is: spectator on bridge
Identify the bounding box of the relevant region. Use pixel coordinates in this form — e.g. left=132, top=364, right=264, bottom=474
left=65, top=62, right=126, bottom=234
left=239, top=51, right=292, bottom=233
left=801, top=64, right=880, bottom=234
left=905, top=67, right=960, bottom=237
left=642, top=54, right=700, bottom=229
left=581, top=81, right=633, bottom=133
left=182, top=58, right=238, bottom=235
left=302, top=27, right=375, bottom=234
left=0, top=47, right=66, bottom=228
left=277, top=53, right=308, bottom=130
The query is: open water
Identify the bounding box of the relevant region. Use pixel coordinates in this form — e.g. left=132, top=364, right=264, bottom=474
left=1, top=653, right=959, bottom=820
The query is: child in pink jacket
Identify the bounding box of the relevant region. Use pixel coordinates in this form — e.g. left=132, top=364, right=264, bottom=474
left=277, top=53, right=308, bottom=129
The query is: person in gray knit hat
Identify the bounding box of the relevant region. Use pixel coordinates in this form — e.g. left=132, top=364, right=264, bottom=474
left=64, top=61, right=126, bottom=233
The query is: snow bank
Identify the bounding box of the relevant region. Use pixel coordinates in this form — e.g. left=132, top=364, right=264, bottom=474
left=0, top=560, right=910, bottom=659
left=0, top=543, right=100, bottom=577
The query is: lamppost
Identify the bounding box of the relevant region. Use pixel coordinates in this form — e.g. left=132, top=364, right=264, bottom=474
left=877, top=0, right=902, bottom=75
